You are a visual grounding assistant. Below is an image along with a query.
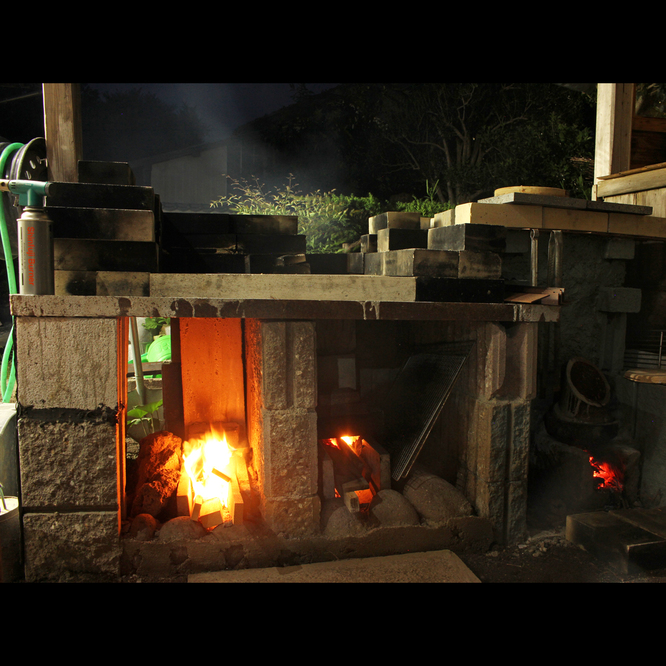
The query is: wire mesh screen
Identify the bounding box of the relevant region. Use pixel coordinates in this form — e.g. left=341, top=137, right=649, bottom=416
left=380, top=341, right=474, bottom=481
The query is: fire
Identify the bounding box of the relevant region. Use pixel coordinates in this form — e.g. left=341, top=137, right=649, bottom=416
left=589, top=455, right=624, bottom=493
left=183, top=427, right=234, bottom=506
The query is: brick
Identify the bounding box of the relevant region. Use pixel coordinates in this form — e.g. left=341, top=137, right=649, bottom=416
left=54, top=239, right=159, bottom=273
left=48, top=207, right=155, bottom=242
left=428, top=223, right=507, bottom=253
left=542, top=207, right=608, bottom=233
left=96, top=271, right=150, bottom=296
left=369, top=211, right=421, bottom=234
left=377, top=228, right=428, bottom=252
left=45, top=181, right=155, bottom=210
left=383, top=249, right=459, bottom=277
left=432, top=209, right=455, bottom=227
left=347, top=252, right=364, bottom=274
left=454, top=202, right=543, bottom=228
left=55, top=270, right=97, bottom=296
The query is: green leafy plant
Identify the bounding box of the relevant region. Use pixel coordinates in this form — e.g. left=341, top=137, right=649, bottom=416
left=142, top=317, right=170, bottom=333
left=127, top=398, right=163, bottom=438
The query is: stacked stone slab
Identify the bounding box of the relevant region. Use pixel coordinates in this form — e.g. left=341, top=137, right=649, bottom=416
left=48, top=161, right=158, bottom=296
left=360, top=211, right=507, bottom=303
left=160, top=211, right=309, bottom=275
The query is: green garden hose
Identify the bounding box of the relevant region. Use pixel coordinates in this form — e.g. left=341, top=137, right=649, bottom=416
left=0, top=142, right=23, bottom=402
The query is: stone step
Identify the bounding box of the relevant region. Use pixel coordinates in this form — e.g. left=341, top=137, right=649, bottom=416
left=566, top=507, right=666, bottom=574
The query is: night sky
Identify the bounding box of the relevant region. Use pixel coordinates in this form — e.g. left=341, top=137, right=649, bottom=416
left=86, top=82, right=339, bottom=142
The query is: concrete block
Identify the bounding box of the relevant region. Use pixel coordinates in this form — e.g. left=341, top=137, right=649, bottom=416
left=597, top=287, right=642, bottom=313
left=16, top=317, right=122, bottom=411
left=377, top=227, right=428, bottom=252
left=22, top=511, right=121, bottom=582
left=18, top=418, right=119, bottom=509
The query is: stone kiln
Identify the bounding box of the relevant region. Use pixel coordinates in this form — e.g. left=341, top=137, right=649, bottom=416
left=11, top=285, right=555, bottom=582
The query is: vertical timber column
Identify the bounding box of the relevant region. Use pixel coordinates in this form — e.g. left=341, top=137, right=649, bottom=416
left=15, top=316, right=127, bottom=582
left=42, top=83, right=83, bottom=183
left=244, top=319, right=319, bottom=536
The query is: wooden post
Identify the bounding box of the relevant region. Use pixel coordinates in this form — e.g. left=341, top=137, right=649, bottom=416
left=42, top=83, right=83, bottom=183
left=593, top=83, right=635, bottom=199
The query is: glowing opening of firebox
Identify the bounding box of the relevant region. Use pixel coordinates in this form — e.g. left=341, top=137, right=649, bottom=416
left=183, top=426, right=234, bottom=506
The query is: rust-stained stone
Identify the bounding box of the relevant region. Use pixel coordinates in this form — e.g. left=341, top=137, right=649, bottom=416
left=129, top=431, right=183, bottom=519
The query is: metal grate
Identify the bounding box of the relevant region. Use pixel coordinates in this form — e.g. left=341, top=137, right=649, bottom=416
left=380, top=341, right=474, bottom=481
left=624, top=329, right=666, bottom=369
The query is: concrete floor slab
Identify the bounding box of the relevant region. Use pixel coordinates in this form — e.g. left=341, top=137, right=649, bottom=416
left=188, top=549, right=481, bottom=583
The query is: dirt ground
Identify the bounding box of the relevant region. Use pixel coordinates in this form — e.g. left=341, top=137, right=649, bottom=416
left=455, top=526, right=666, bottom=583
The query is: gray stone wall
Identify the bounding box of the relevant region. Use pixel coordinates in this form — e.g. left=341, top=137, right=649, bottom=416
left=15, top=316, right=126, bottom=582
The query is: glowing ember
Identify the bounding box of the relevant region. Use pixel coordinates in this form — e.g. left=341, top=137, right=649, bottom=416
left=589, top=455, right=624, bottom=493
left=183, top=427, right=234, bottom=507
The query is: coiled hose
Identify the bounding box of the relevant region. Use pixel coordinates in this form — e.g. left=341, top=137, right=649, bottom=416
left=0, top=142, right=23, bottom=402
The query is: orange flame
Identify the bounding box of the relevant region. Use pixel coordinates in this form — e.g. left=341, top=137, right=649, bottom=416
left=183, top=428, right=233, bottom=506
left=589, top=456, right=623, bottom=493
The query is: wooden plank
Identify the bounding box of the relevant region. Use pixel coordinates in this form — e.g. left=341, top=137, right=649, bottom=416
left=226, top=457, right=244, bottom=526
left=42, top=83, right=83, bottom=183
left=597, top=166, right=666, bottom=198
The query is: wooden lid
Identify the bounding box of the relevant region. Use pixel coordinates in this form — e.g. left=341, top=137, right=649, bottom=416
left=494, top=185, right=568, bottom=197
left=624, top=368, right=666, bottom=384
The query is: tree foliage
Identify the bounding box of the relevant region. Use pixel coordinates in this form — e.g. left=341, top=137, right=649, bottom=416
left=374, top=83, right=595, bottom=205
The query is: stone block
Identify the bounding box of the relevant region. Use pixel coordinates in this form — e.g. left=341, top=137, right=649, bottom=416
left=96, top=271, right=150, bottom=296
left=363, top=252, right=384, bottom=275
left=347, top=252, right=364, bottom=274
left=45, top=181, right=155, bottom=211
left=361, top=234, right=377, bottom=253
left=428, top=223, right=507, bottom=253
left=597, top=287, right=642, bottom=313
left=260, top=408, right=319, bottom=498
left=306, top=253, right=349, bottom=274
left=497, top=322, right=538, bottom=400
left=149, top=273, right=419, bottom=302
left=48, top=207, right=155, bottom=242
left=259, top=321, right=317, bottom=411
left=18, top=417, right=119, bottom=509
left=55, top=270, right=97, bottom=296
left=377, top=227, right=428, bottom=252
left=261, top=494, right=321, bottom=537
left=54, top=239, right=159, bottom=272
left=369, top=211, right=421, bottom=234
left=22, top=511, right=121, bottom=582
left=236, top=234, right=307, bottom=255
left=605, top=237, right=636, bottom=260
left=16, top=317, right=122, bottom=411
left=383, top=249, right=458, bottom=277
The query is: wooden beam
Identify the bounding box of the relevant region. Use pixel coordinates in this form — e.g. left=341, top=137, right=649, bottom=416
left=42, top=83, right=83, bottom=183
left=593, top=83, right=635, bottom=198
